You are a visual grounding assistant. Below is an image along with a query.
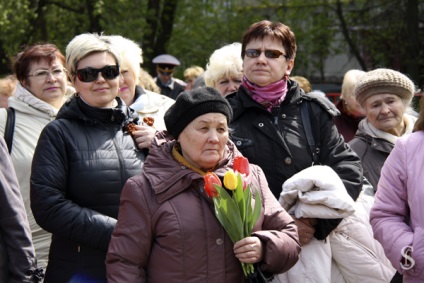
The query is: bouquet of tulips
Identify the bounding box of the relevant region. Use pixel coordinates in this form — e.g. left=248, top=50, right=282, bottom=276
left=203, top=156, right=262, bottom=278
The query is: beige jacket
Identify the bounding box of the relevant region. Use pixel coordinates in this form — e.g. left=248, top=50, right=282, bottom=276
left=0, top=83, right=68, bottom=270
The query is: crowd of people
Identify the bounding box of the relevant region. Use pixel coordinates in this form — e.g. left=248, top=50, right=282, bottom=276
left=0, top=19, right=422, bottom=283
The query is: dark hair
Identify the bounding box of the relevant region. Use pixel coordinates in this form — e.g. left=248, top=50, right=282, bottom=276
left=413, top=96, right=424, bottom=132
left=241, top=20, right=297, bottom=60
left=13, top=43, right=65, bottom=83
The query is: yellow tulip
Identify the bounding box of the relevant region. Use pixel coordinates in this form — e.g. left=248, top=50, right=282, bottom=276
left=223, top=169, right=238, bottom=190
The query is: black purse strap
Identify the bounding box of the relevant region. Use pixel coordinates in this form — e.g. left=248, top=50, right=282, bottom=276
left=4, top=107, right=15, bottom=154
left=300, top=101, right=320, bottom=165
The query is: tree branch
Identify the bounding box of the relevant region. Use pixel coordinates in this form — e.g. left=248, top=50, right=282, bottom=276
left=334, top=0, right=367, bottom=70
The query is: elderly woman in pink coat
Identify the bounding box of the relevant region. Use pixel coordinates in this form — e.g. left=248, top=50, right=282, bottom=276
left=370, top=94, right=424, bottom=283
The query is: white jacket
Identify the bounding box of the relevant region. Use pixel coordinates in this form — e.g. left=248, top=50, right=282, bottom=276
left=274, top=166, right=394, bottom=283
left=330, top=192, right=396, bottom=282
left=130, top=88, right=174, bottom=131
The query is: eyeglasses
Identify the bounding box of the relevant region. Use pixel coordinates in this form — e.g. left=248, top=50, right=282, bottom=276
left=27, top=68, right=66, bottom=81
left=75, top=65, right=120, bottom=82
left=245, top=49, right=288, bottom=59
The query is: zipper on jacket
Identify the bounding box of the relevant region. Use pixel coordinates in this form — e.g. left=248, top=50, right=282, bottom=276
left=337, top=232, right=379, bottom=260
left=112, top=134, right=126, bottom=188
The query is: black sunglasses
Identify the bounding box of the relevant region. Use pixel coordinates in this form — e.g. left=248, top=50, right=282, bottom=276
left=76, top=65, right=120, bottom=82
left=245, top=49, right=288, bottom=59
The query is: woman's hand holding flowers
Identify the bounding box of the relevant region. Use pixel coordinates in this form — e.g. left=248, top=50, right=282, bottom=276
left=234, top=236, right=263, bottom=264
left=203, top=156, right=262, bottom=277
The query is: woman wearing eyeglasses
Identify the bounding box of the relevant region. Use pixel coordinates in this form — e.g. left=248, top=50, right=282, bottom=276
left=30, top=33, right=146, bottom=283
left=0, top=43, right=73, bottom=273
left=227, top=20, right=363, bottom=281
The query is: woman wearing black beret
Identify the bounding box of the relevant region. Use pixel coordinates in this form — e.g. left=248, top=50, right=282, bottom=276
left=106, top=87, right=300, bottom=282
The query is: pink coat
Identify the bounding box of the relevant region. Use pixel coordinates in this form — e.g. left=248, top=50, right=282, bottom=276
left=106, top=133, right=300, bottom=283
left=371, top=131, right=424, bottom=283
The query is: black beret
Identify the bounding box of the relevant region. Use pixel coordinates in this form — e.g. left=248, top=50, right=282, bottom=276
left=164, top=87, right=233, bottom=138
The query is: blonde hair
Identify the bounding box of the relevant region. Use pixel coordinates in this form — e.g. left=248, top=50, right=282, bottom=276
left=204, top=43, right=243, bottom=87
left=184, top=66, right=204, bottom=81
left=340, top=69, right=366, bottom=100
left=139, top=68, right=160, bottom=93
left=106, top=35, right=143, bottom=81
left=291, top=76, right=311, bottom=93
left=66, top=33, right=121, bottom=78
left=0, top=75, right=17, bottom=97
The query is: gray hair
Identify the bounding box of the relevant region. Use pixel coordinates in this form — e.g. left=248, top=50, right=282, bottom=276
left=105, top=35, right=143, bottom=81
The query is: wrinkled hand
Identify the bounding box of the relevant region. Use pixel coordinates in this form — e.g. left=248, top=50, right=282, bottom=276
left=133, top=124, right=156, bottom=149
left=292, top=216, right=317, bottom=246
left=234, top=236, right=263, bottom=264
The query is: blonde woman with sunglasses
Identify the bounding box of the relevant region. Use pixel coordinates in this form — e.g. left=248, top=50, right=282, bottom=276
left=30, top=33, right=147, bottom=283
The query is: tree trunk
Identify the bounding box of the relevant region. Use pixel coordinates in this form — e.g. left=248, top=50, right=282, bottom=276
left=144, top=0, right=179, bottom=76
left=335, top=0, right=367, bottom=70
left=85, top=0, right=103, bottom=33
left=403, top=0, right=420, bottom=87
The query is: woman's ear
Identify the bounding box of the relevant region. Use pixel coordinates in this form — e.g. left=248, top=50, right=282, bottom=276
left=70, top=76, right=77, bottom=87
left=285, top=59, right=295, bottom=76
left=21, top=79, right=29, bottom=88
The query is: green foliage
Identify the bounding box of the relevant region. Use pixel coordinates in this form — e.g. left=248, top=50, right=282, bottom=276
left=0, top=1, right=32, bottom=56
left=0, top=0, right=422, bottom=88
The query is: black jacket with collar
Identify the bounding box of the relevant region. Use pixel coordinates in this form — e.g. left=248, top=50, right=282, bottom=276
left=30, top=95, right=145, bottom=282
left=227, top=80, right=363, bottom=239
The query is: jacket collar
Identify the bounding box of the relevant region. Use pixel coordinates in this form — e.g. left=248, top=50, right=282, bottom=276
left=14, top=82, right=64, bottom=117
left=355, top=122, right=395, bottom=153
left=57, top=95, right=139, bottom=126
left=143, top=133, right=237, bottom=203
left=133, top=85, right=145, bottom=102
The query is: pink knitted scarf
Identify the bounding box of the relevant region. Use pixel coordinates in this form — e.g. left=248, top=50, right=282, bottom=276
left=242, top=76, right=288, bottom=111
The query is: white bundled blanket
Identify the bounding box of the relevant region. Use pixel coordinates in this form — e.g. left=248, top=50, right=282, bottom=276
left=279, top=165, right=355, bottom=219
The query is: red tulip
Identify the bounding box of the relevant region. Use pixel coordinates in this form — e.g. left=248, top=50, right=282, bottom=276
left=233, top=156, right=250, bottom=176
left=204, top=172, right=221, bottom=198
left=242, top=177, right=248, bottom=191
